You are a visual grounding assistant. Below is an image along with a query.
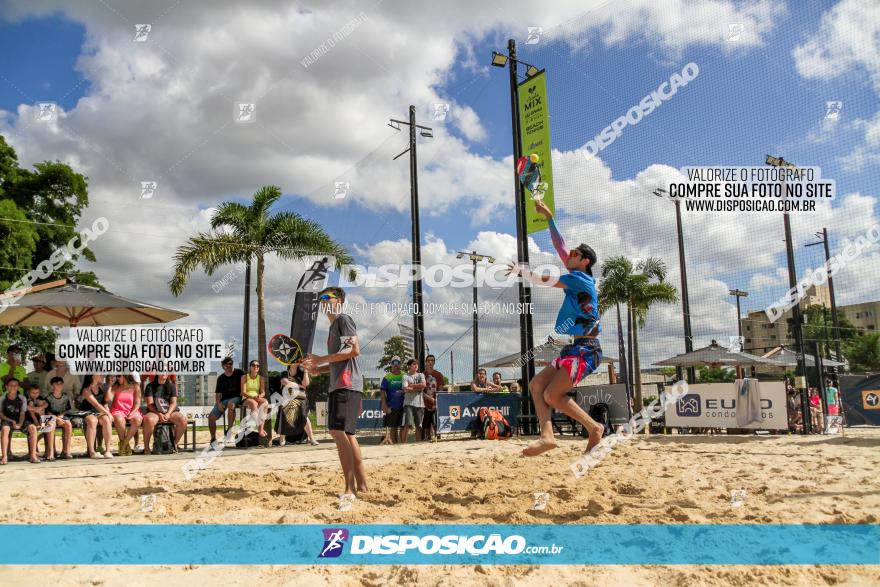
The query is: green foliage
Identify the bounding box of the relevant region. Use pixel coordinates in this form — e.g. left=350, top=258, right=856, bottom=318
left=376, top=336, right=410, bottom=371
left=0, top=135, right=99, bottom=351
left=307, top=373, right=330, bottom=404
left=599, top=256, right=679, bottom=408
left=696, top=365, right=736, bottom=383
left=843, top=332, right=880, bottom=372
left=169, top=185, right=354, bottom=391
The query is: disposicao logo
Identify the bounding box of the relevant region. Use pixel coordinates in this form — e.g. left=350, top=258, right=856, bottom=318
left=319, top=528, right=349, bottom=558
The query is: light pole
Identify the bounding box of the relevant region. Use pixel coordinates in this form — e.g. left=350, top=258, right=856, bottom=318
left=490, top=40, right=540, bottom=393
left=389, top=107, right=433, bottom=369
left=766, top=154, right=810, bottom=434
left=729, top=288, right=748, bottom=338
left=806, top=228, right=842, bottom=362
left=654, top=188, right=695, bottom=383
left=456, top=250, right=495, bottom=378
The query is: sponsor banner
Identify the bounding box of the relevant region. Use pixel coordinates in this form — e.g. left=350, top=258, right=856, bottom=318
left=518, top=70, right=555, bottom=234
left=357, top=399, right=386, bottom=430
left=0, top=524, right=874, bottom=565
left=177, top=405, right=213, bottom=422
left=436, top=393, right=519, bottom=434
left=664, top=382, right=787, bottom=429
left=839, top=374, right=880, bottom=426
left=573, top=384, right=631, bottom=424
left=290, top=257, right=331, bottom=356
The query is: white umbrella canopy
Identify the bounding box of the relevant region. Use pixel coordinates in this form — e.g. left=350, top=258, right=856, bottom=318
left=653, top=339, right=775, bottom=369
left=0, top=282, right=188, bottom=327
left=481, top=339, right=617, bottom=369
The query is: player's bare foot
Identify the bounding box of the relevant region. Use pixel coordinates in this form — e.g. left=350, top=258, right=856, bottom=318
left=522, top=437, right=558, bottom=457
left=584, top=423, right=604, bottom=453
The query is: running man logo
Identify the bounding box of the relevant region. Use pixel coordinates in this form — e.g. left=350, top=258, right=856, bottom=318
left=319, top=528, right=349, bottom=558
left=676, top=394, right=701, bottom=417
left=863, top=390, right=880, bottom=410
left=448, top=406, right=460, bottom=421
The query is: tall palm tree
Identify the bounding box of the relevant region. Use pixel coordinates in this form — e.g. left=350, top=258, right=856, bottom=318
left=600, top=256, right=678, bottom=409
left=169, top=185, right=354, bottom=438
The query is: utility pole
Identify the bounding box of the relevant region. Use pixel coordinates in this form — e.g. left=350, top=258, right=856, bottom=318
left=654, top=189, right=695, bottom=383
left=729, top=289, right=749, bottom=338
left=389, top=107, right=433, bottom=369
left=766, top=154, right=810, bottom=434
left=806, top=228, right=842, bottom=361
left=241, top=259, right=251, bottom=370
left=456, top=250, right=495, bottom=378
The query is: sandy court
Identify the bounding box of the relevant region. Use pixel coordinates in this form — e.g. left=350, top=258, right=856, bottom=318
left=0, top=431, right=878, bottom=586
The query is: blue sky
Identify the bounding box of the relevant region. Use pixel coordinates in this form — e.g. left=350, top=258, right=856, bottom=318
left=1, top=0, right=878, bottom=376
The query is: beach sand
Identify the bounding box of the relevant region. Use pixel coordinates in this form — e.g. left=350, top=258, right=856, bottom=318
left=0, top=430, right=877, bottom=586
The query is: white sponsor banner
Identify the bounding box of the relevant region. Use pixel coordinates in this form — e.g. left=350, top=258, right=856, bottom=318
left=178, top=405, right=214, bottom=422
left=664, top=382, right=787, bottom=429
left=316, top=401, right=328, bottom=427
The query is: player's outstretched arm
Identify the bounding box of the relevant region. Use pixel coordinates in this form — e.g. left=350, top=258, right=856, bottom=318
left=534, top=200, right=569, bottom=265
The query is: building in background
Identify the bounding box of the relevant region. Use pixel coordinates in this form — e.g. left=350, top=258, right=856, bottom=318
left=398, top=322, right=414, bottom=358
left=740, top=283, right=879, bottom=356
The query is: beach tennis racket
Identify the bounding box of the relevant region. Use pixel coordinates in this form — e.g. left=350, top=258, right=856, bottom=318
left=268, top=333, right=304, bottom=366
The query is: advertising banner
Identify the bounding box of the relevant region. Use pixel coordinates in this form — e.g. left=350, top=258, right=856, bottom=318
left=436, top=392, right=520, bottom=434
left=517, top=70, right=554, bottom=234
left=290, top=257, right=331, bottom=357
left=572, top=383, right=631, bottom=424
left=839, top=374, right=880, bottom=426
left=664, top=381, right=787, bottom=429
left=177, top=405, right=213, bottom=423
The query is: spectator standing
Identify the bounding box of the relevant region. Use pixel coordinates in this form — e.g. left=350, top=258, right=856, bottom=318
left=401, top=359, right=426, bottom=444
left=825, top=378, right=840, bottom=416
left=0, top=345, right=27, bottom=386
left=26, top=353, right=48, bottom=391
left=379, top=356, right=405, bottom=444
left=44, top=360, right=81, bottom=403
left=421, top=354, right=445, bottom=441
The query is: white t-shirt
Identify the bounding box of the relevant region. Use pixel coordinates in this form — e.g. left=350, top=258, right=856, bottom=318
left=403, top=373, right=426, bottom=408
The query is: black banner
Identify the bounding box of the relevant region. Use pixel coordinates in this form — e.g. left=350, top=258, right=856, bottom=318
left=289, top=257, right=330, bottom=356
left=839, top=373, right=880, bottom=426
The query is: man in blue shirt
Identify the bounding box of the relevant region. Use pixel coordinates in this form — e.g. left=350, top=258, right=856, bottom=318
left=508, top=199, right=605, bottom=457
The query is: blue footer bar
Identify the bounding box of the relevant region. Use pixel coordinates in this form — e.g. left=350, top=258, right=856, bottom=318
left=0, top=524, right=876, bottom=565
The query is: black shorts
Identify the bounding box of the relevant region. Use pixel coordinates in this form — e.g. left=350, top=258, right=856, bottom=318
left=328, top=389, right=362, bottom=435
left=384, top=407, right=403, bottom=428
left=422, top=409, right=436, bottom=428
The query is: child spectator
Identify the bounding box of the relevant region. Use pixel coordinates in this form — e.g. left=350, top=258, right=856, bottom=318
left=44, top=376, right=74, bottom=459
left=402, top=359, right=426, bottom=444
left=0, top=379, right=39, bottom=464
left=25, top=384, right=55, bottom=461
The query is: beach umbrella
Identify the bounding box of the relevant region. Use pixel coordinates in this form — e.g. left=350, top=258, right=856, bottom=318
left=0, top=281, right=188, bottom=327
left=759, top=346, right=847, bottom=370
left=653, top=339, right=774, bottom=369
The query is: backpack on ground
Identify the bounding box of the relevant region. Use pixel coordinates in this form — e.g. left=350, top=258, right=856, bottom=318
left=478, top=407, right=512, bottom=440
left=153, top=424, right=176, bottom=454
left=588, top=402, right=613, bottom=437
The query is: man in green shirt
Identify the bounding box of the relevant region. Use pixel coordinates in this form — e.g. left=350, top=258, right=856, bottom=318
left=0, top=345, right=27, bottom=386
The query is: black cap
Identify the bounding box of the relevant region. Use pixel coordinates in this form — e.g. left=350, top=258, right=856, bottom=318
left=575, top=244, right=597, bottom=275
left=6, top=344, right=21, bottom=354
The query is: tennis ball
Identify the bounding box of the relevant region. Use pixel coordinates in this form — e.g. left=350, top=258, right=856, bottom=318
left=529, top=153, right=540, bottom=163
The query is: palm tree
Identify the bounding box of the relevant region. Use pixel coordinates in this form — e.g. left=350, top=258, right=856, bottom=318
left=169, top=185, right=355, bottom=438
left=599, top=256, right=678, bottom=409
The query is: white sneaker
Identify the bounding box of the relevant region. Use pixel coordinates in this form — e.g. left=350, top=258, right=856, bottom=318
left=103, top=451, right=114, bottom=459
left=278, top=438, right=286, bottom=447
left=134, top=444, right=144, bottom=453
left=90, top=453, right=104, bottom=460
left=309, top=439, right=319, bottom=446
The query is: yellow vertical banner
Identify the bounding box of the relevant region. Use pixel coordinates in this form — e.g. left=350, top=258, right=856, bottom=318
left=518, top=71, right=555, bottom=234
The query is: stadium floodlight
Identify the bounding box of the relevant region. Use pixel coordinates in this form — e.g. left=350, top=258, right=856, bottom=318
left=491, top=51, right=508, bottom=67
